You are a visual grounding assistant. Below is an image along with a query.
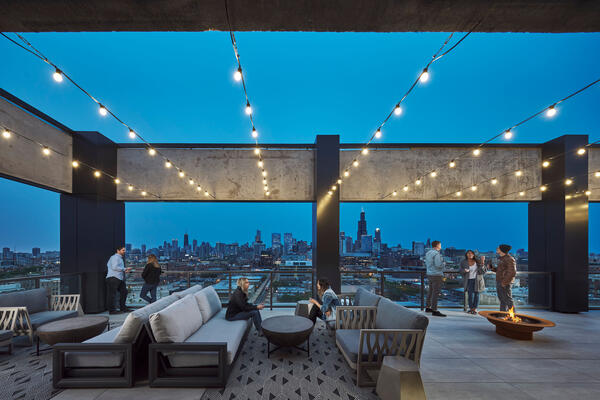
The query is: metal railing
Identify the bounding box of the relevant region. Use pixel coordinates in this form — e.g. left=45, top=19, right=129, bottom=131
left=0, top=272, right=83, bottom=295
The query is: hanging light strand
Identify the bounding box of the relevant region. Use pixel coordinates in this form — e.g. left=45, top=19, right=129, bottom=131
left=1, top=32, right=216, bottom=199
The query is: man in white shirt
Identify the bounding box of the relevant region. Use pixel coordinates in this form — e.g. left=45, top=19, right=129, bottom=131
left=106, top=246, right=131, bottom=314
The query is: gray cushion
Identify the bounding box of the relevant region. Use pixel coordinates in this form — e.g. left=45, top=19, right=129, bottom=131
left=0, top=288, right=49, bottom=314
left=65, top=327, right=124, bottom=368
left=166, top=310, right=250, bottom=367
left=113, top=294, right=179, bottom=343
left=375, top=298, right=429, bottom=331
left=355, top=287, right=381, bottom=307
left=28, top=310, right=78, bottom=329
left=194, top=286, right=222, bottom=322
left=173, top=285, right=204, bottom=299
left=0, top=330, right=12, bottom=342
left=150, top=295, right=203, bottom=343
left=336, top=329, right=375, bottom=364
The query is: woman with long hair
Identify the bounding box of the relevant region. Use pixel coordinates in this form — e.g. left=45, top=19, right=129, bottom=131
left=140, top=254, right=162, bottom=303
left=226, top=277, right=264, bottom=335
left=460, top=250, right=486, bottom=314
left=308, top=278, right=341, bottom=325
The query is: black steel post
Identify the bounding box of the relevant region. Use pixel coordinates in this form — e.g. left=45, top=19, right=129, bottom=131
left=380, top=271, right=385, bottom=297
left=420, top=272, right=425, bottom=311
left=270, top=271, right=273, bottom=310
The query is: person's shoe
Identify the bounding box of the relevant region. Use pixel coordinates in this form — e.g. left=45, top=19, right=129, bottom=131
left=425, top=308, right=433, bottom=313
left=431, top=311, right=447, bottom=317
left=109, top=310, right=123, bottom=315
left=471, top=309, right=478, bottom=315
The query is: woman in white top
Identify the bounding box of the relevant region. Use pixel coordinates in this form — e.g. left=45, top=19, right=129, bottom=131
left=460, top=250, right=486, bottom=314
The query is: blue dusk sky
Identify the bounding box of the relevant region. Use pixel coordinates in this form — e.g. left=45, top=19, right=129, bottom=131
left=0, top=32, right=598, bottom=252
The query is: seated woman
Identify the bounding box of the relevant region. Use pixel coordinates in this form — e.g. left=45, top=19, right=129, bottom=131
left=226, top=277, right=265, bottom=335
left=308, top=279, right=341, bottom=325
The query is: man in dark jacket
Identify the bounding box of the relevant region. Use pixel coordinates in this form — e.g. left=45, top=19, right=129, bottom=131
left=489, top=244, right=517, bottom=311
left=226, top=277, right=264, bottom=334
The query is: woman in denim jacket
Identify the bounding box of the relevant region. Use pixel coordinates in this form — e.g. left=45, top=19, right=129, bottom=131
left=308, top=278, right=341, bottom=325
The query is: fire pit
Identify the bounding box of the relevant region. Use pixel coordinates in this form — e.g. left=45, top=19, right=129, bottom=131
left=479, top=308, right=555, bottom=340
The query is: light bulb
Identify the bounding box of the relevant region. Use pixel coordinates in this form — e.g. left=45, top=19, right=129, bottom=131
left=165, top=160, right=172, bottom=168
left=504, top=129, right=513, bottom=140
left=515, top=170, right=522, bottom=177
left=254, top=148, right=260, bottom=155
left=128, top=185, right=134, bottom=191
left=415, top=179, right=421, bottom=186
left=392, top=191, right=398, bottom=196
left=52, top=69, right=63, bottom=82
left=519, top=191, right=525, bottom=196
left=540, top=185, right=547, bottom=192
left=419, top=68, right=429, bottom=83
left=375, top=129, right=382, bottom=139
left=141, top=191, right=147, bottom=196
left=577, top=148, right=586, bottom=155
left=265, top=191, right=270, bottom=196
left=430, top=171, right=437, bottom=178
left=344, top=170, right=350, bottom=177
left=252, top=128, right=258, bottom=138
left=471, top=185, right=477, bottom=191
left=362, top=148, right=369, bottom=155
left=258, top=160, right=264, bottom=168
left=546, top=105, right=557, bottom=117
left=204, top=191, right=209, bottom=197
left=94, top=171, right=101, bottom=178
left=403, top=186, right=409, bottom=192
left=449, top=161, right=456, bottom=168
left=129, top=129, right=136, bottom=139
left=332, top=186, right=337, bottom=191
left=337, top=179, right=342, bottom=184
left=565, top=195, right=572, bottom=200
left=1, top=129, right=10, bottom=139
left=42, top=147, right=51, bottom=156
left=491, top=178, right=498, bottom=185
left=264, top=186, right=269, bottom=191
left=586, top=190, right=591, bottom=196
left=72, top=161, right=79, bottom=168
left=328, top=191, right=333, bottom=195
left=473, top=149, right=481, bottom=156
left=197, top=186, right=202, bottom=191
left=456, top=191, right=462, bottom=197
left=189, top=179, right=194, bottom=185
left=179, top=170, right=185, bottom=178
left=263, top=179, right=267, bottom=185
left=262, top=171, right=267, bottom=177
left=394, top=105, right=403, bottom=116
left=114, top=178, right=120, bottom=184
left=98, top=104, right=108, bottom=116
left=234, top=67, right=242, bottom=82
left=595, top=171, right=600, bottom=178
left=245, top=102, right=252, bottom=115
left=542, top=161, right=550, bottom=168
left=353, top=160, right=359, bottom=167
left=148, top=148, right=156, bottom=156
left=565, top=179, right=573, bottom=185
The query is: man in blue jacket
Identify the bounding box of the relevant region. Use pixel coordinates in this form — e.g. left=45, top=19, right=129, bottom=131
left=425, top=240, right=446, bottom=317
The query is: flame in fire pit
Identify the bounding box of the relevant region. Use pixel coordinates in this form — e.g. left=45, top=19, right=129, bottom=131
left=502, top=307, right=522, bottom=323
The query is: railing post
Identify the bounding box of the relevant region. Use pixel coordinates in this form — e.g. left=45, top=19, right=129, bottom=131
left=269, top=271, right=273, bottom=310
left=187, top=272, right=191, bottom=288
left=228, top=272, right=232, bottom=299
left=420, top=272, right=425, bottom=311
left=380, top=271, right=385, bottom=297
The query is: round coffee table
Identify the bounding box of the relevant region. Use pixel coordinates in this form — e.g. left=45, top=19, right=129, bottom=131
left=261, top=315, right=313, bottom=357
left=36, top=316, right=108, bottom=355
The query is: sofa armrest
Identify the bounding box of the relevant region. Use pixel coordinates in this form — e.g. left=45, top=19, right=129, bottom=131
left=358, top=328, right=426, bottom=366
left=51, top=294, right=83, bottom=316
left=149, top=342, right=228, bottom=383
left=336, top=306, right=377, bottom=330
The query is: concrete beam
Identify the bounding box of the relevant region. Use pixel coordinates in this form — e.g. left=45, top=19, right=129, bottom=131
left=1, top=0, right=599, bottom=33
left=0, top=96, right=72, bottom=193
left=590, top=147, right=600, bottom=202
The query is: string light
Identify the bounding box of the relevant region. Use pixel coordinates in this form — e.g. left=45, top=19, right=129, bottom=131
left=178, top=170, right=185, bottom=178
left=254, top=148, right=260, bottom=155
left=263, top=186, right=269, bottom=192
left=258, top=160, right=264, bottom=168
left=392, top=191, right=398, bottom=196
left=540, top=185, right=548, bottom=192
left=141, top=191, right=147, bottom=196
left=491, top=178, right=498, bottom=185
left=245, top=102, right=252, bottom=115
left=52, top=68, right=63, bottom=82
left=332, top=185, right=337, bottom=191
left=262, top=170, right=267, bottom=177
left=265, top=191, right=270, bottom=196
left=595, top=172, right=600, bottom=178
left=519, top=191, right=525, bottom=196
left=337, top=179, right=342, bottom=184
left=128, top=129, right=136, bottom=139
left=565, top=194, right=572, bottom=200
left=263, top=178, right=267, bottom=185
left=515, top=170, right=523, bottom=177
left=148, top=148, right=156, bottom=156
left=165, top=160, right=172, bottom=168
left=565, top=179, right=573, bottom=185
left=419, top=68, right=430, bottom=83
left=328, top=190, right=333, bottom=195
left=344, top=170, right=350, bottom=177
left=504, top=129, right=513, bottom=140
left=204, top=191, right=210, bottom=197
left=98, top=104, right=108, bottom=116
left=252, top=128, right=258, bottom=138
left=114, top=178, right=120, bottom=184
left=375, top=129, right=382, bottom=139
left=197, top=185, right=202, bottom=191
left=189, top=178, right=194, bottom=185
left=430, top=171, right=437, bottom=178
left=577, top=148, right=586, bottom=155
left=394, top=105, right=403, bottom=116
left=546, top=105, right=557, bottom=117
left=362, top=148, right=369, bottom=155
left=71, top=160, right=79, bottom=168
left=586, top=190, right=592, bottom=196
left=233, top=67, right=242, bottom=82
left=42, top=147, right=50, bottom=156
left=455, top=191, right=462, bottom=197
left=415, top=179, right=422, bottom=186
left=353, top=160, right=359, bottom=167
left=2, top=129, right=10, bottom=139
left=403, top=185, right=409, bottom=192
left=542, top=161, right=550, bottom=168
left=473, top=149, right=481, bottom=156
left=471, top=185, right=477, bottom=191
left=94, top=171, right=101, bottom=178
left=128, top=185, right=134, bottom=191
left=449, top=160, right=456, bottom=168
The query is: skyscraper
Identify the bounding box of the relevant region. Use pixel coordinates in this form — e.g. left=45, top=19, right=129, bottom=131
left=284, top=233, right=293, bottom=254
left=255, top=230, right=262, bottom=243
left=272, top=233, right=281, bottom=247
left=184, top=233, right=189, bottom=249
left=126, top=243, right=132, bottom=252
left=345, top=236, right=353, bottom=253
left=339, top=232, right=346, bottom=255
left=374, top=228, right=381, bottom=243
left=361, top=235, right=373, bottom=252
left=141, top=244, right=146, bottom=255
left=357, top=209, right=367, bottom=241
left=32, top=247, right=41, bottom=257
left=192, top=239, right=198, bottom=254
left=412, top=241, right=425, bottom=256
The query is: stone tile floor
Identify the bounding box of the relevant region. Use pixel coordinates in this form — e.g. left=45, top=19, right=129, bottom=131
left=2, top=308, right=599, bottom=399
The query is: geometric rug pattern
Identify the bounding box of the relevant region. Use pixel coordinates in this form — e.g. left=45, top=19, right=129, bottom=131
left=201, top=322, right=379, bottom=400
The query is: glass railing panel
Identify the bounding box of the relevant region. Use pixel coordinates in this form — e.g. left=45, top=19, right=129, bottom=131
left=341, top=271, right=381, bottom=295
left=589, top=273, right=600, bottom=308
left=383, top=272, right=423, bottom=307
left=270, top=271, right=313, bottom=307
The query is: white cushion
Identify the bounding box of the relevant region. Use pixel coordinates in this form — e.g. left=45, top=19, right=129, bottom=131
left=150, top=294, right=203, bottom=343
left=173, top=285, right=204, bottom=299
left=113, top=295, right=179, bottom=343
left=194, top=286, right=222, bottom=322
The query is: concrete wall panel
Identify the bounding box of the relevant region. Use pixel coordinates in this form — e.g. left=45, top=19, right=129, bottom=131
left=0, top=97, right=72, bottom=192
left=589, top=148, right=600, bottom=202
left=117, top=148, right=314, bottom=201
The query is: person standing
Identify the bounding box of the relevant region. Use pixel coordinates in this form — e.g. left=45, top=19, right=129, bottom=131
left=488, top=244, right=517, bottom=312
left=425, top=240, right=446, bottom=317
left=140, top=254, right=162, bottom=303
left=106, top=246, right=131, bottom=314
left=460, top=250, right=486, bottom=314
left=226, top=277, right=265, bottom=335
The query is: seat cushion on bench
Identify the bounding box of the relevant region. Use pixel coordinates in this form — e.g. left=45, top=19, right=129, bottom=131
left=194, top=286, right=222, bottom=322
left=64, top=327, right=124, bottom=368
left=28, top=310, right=78, bottom=329
left=336, top=329, right=370, bottom=365
left=173, top=285, right=204, bottom=299
left=355, top=287, right=381, bottom=307
left=114, top=294, right=179, bottom=344
left=166, top=310, right=250, bottom=367
left=375, top=298, right=429, bottom=331
left=150, top=294, right=203, bottom=343
left=0, top=288, right=49, bottom=314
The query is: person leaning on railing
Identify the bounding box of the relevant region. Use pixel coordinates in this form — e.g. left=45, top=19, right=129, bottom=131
left=488, top=244, right=517, bottom=312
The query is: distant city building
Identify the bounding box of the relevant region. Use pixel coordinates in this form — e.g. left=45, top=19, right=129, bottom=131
left=357, top=210, right=367, bottom=240
left=192, top=239, right=198, bottom=255
left=339, top=232, right=346, bottom=255
left=2, top=247, right=10, bottom=260
left=255, top=230, right=262, bottom=243
left=345, top=236, right=353, bottom=254
left=412, top=241, right=425, bottom=257
left=184, top=233, right=189, bottom=249
left=126, top=243, right=132, bottom=252
left=32, top=247, right=41, bottom=258
left=361, top=235, right=373, bottom=252
left=141, top=244, right=146, bottom=255
left=284, top=233, right=293, bottom=255
left=374, top=228, right=381, bottom=243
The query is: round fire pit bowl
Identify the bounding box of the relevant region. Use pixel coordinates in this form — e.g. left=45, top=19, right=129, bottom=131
left=479, top=311, right=555, bottom=340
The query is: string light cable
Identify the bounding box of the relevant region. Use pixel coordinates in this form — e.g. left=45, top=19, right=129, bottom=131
left=1, top=32, right=216, bottom=199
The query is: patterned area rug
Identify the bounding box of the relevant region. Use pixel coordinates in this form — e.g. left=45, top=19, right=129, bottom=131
left=201, top=322, right=378, bottom=400
left=0, top=340, right=59, bottom=400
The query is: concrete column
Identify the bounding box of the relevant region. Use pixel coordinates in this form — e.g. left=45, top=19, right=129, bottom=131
left=528, top=134, right=589, bottom=312
left=60, top=132, right=125, bottom=313
left=312, top=135, right=341, bottom=293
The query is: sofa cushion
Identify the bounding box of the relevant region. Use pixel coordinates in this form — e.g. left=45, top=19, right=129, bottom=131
left=194, top=286, right=222, bottom=322
left=113, top=294, right=179, bottom=344
left=28, top=310, right=78, bottom=329
left=0, top=330, right=12, bottom=342
left=375, top=298, right=429, bottom=331
left=150, top=294, right=203, bottom=343
left=0, top=288, right=49, bottom=314
left=65, top=327, right=123, bottom=368
left=166, top=310, right=250, bottom=367
left=336, top=329, right=372, bottom=364
left=173, top=285, right=204, bottom=299
left=355, top=287, right=381, bottom=307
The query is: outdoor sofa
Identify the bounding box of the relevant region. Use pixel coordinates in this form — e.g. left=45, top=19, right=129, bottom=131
left=0, top=287, right=82, bottom=346
left=147, top=285, right=251, bottom=388
left=335, top=287, right=429, bottom=386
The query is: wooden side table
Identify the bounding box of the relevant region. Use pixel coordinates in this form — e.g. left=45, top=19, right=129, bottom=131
left=376, top=356, right=426, bottom=400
